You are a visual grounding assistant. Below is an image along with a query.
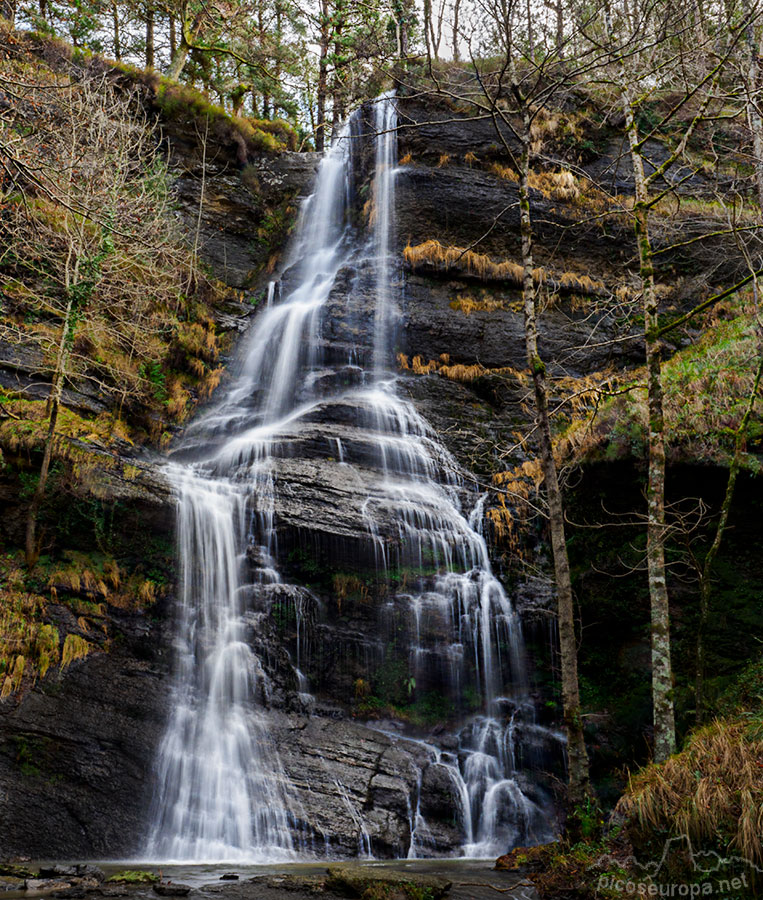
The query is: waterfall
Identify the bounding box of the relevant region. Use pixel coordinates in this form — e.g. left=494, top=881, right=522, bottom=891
left=147, top=94, right=554, bottom=863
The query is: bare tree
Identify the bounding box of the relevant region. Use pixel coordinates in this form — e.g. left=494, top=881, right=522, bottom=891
left=0, top=68, right=195, bottom=565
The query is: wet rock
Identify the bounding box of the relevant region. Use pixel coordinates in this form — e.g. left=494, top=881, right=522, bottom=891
left=171, top=151, right=319, bottom=289
left=219, top=875, right=239, bottom=882
left=0, top=644, right=168, bottom=858
left=419, top=764, right=464, bottom=820
left=25, top=880, right=73, bottom=892
left=153, top=884, right=191, bottom=897
left=39, top=868, right=78, bottom=879
left=369, top=773, right=411, bottom=817
left=0, top=865, right=35, bottom=879
left=325, top=864, right=451, bottom=900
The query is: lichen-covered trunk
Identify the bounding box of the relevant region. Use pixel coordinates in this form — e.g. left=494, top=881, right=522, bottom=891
left=145, top=4, right=154, bottom=69
left=744, top=13, right=763, bottom=215
left=25, top=296, right=72, bottom=568
left=517, top=128, right=590, bottom=806
left=315, top=0, right=330, bottom=152
left=166, top=38, right=189, bottom=80
left=624, top=100, right=676, bottom=762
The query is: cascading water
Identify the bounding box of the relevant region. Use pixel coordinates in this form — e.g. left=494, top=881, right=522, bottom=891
left=147, top=94, right=556, bottom=863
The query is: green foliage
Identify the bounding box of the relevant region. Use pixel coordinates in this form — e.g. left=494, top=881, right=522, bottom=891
left=154, top=80, right=294, bottom=154
left=572, top=795, right=604, bottom=841
left=11, top=735, right=42, bottom=776
left=565, top=303, right=762, bottom=469
left=137, top=361, right=168, bottom=402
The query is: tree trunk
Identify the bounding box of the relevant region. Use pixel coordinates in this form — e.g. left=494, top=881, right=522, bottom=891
left=622, top=91, right=677, bottom=763
left=25, top=296, right=73, bottom=568
left=744, top=12, right=763, bottom=214
left=167, top=40, right=189, bottom=79
left=515, top=100, right=590, bottom=807
left=526, top=0, right=534, bottom=59
left=112, top=0, right=121, bottom=59
left=316, top=0, right=330, bottom=151
left=166, top=2, right=198, bottom=80
left=330, top=18, right=345, bottom=136
left=169, top=14, right=177, bottom=57
left=145, top=3, right=155, bottom=68
left=452, top=0, right=461, bottom=60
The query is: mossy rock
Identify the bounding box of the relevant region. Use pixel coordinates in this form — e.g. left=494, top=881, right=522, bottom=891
left=495, top=844, right=555, bottom=872
left=106, top=870, right=160, bottom=884
left=0, top=865, right=36, bottom=879
left=325, top=865, right=451, bottom=900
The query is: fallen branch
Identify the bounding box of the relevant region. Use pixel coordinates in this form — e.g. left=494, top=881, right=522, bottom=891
left=454, top=880, right=536, bottom=894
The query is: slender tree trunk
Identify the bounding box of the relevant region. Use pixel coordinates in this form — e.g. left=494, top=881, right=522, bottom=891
left=423, top=0, right=433, bottom=58
left=169, top=14, right=177, bottom=57
left=166, top=2, right=198, bottom=80
left=452, top=0, right=461, bottom=60
left=515, top=97, right=590, bottom=807
left=526, top=0, right=534, bottom=59
left=316, top=0, right=330, bottom=151
left=112, top=0, right=121, bottom=59
left=26, top=296, right=73, bottom=568
left=622, top=91, right=677, bottom=763
left=167, top=40, right=189, bottom=79
left=744, top=12, right=763, bottom=213
left=330, top=14, right=345, bottom=136
left=145, top=3, right=155, bottom=68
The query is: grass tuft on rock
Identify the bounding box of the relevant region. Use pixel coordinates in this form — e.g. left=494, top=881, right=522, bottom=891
left=617, top=718, right=763, bottom=864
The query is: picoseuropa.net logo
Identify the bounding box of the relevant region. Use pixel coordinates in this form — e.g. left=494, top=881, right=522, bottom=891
left=593, top=835, right=762, bottom=898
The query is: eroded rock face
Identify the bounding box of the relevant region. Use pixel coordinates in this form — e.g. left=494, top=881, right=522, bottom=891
left=0, top=631, right=167, bottom=858
left=0, top=93, right=623, bottom=862
left=171, top=150, right=320, bottom=289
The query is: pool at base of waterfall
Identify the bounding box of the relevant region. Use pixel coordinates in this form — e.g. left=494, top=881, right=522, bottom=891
left=10, top=860, right=539, bottom=900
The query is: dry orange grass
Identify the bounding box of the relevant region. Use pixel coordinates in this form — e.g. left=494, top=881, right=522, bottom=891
left=397, top=352, right=526, bottom=385
left=490, top=163, right=519, bottom=182
left=450, top=294, right=506, bottom=315
left=617, top=720, right=763, bottom=865
left=528, top=169, right=580, bottom=201
left=403, top=240, right=606, bottom=297
left=404, top=240, right=525, bottom=285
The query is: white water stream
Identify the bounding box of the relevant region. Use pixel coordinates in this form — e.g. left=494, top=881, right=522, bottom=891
left=147, top=94, right=555, bottom=863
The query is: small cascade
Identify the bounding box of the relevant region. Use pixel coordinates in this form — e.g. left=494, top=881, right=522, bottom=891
left=148, top=93, right=556, bottom=863
left=146, top=467, right=294, bottom=862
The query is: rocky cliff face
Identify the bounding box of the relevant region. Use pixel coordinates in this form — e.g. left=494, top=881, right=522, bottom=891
left=1, top=83, right=760, bottom=860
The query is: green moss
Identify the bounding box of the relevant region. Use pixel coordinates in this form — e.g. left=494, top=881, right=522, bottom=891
left=106, top=871, right=160, bottom=884
left=153, top=81, right=294, bottom=155
left=325, top=866, right=449, bottom=900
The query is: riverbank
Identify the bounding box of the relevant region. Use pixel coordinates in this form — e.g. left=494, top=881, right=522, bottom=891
left=0, top=860, right=538, bottom=900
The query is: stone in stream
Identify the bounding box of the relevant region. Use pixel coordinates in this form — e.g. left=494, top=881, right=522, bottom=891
left=0, top=866, right=35, bottom=879
left=39, top=868, right=77, bottom=878
left=219, top=875, right=239, bottom=882
left=153, top=885, right=192, bottom=897
left=325, top=865, right=451, bottom=900
left=25, top=880, right=73, bottom=892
